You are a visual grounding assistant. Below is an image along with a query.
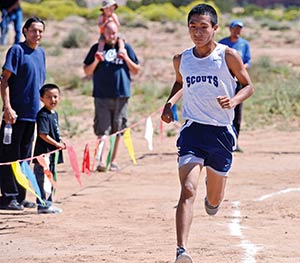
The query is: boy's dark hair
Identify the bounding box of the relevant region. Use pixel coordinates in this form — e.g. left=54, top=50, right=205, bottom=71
left=22, top=17, right=45, bottom=37
left=40, top=83, right=60, bottom=97
left=187, top=4, right=218, bottom=27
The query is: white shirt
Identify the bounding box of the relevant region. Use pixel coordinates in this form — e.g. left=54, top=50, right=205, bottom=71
left=180, top=43, right=237, bottom=126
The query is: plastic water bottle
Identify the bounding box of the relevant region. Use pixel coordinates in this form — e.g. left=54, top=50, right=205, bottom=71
left=3, top=123, right=12, bottom=145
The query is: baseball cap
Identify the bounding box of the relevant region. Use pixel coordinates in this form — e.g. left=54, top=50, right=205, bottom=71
left=230, top=20, right=244, bottom=28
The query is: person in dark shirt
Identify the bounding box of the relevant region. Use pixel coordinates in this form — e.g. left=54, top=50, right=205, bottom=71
left=0, top=17, right=46, bottom=211
left=33, top=83, right=66, bottom=214
left=83, top=21, right=140, bottom=172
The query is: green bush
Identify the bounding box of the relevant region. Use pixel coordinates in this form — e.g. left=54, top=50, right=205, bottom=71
left=179, top=1, right=221, bottom=23
left=282, top=8, right=300, bottom=21
left=213, top=0, right=235, bottom=13
left=62, top=28, right=90, bottom=48
left=243, top=5, right=300, bottom=22
left=130, top=81, right=170, bottom=114
left=117, top=5, right=141, bottom=25
left=22, top=0, right=300, bottom=24
left=242, top=4, right=264, bottom=16
left=126, top=0, right=142, bottom=10
left=244, top=57, right=300, bottom=128
left=136, top=3, right=184, bottom=22
left=22, top=2, right=50, bottom=20
left=22, top=0, right=90, bottom=20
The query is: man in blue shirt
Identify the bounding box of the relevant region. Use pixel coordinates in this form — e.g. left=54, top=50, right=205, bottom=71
left=219, top=20, right=251, bottom=152
left=0, top=17, right=46, bottom=210
left=84, top=21, right=140, bottom=172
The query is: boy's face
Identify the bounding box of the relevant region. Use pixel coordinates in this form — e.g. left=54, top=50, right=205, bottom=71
left=103, top=6, right=114, bottom=16
left=188, top=14, right=218, bottom=47
left=41, top=89, right=60, bottom=111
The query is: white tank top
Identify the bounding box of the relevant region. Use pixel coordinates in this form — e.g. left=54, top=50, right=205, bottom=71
left=180, top=43, right=237, bottom=126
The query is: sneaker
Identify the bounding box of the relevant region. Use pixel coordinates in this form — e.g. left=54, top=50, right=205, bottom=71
left=109, top=163, right=120, bottom=172
left=204, top=197, right=219, bottom=216
left=175, top=247, right=193, bottom=263
left=21, top=200, right=36, bottom=208
left=38, top=205, right=62, bottom=214
left=234, top=145, right=243, bottom=153
left=0, top=199, right=24, bottom=211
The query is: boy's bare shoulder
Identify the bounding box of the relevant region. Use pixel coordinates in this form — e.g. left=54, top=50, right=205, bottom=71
left=173, top=53, right=182, bottom=61
left=225, top=46, right=240, bottom=59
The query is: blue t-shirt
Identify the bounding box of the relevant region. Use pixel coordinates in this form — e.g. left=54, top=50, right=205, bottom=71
left=2, top=42, right=46, bottom=121
left=219, top=37, right=251, bottom=66
left=83, top=42, right=139, bottom=98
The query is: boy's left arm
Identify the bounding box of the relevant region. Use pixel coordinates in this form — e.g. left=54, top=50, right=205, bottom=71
left=39, top=133, right=66, bottom=150
left=111, top=13, right=120, bottom=27
left=218, top=47, right=254, bottom=109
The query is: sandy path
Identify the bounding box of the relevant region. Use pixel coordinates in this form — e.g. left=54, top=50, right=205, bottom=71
left=1, top=128, right=300, bottom=263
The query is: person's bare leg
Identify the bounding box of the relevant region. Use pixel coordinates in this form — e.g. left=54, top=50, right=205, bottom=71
left=97, top=37, right=105, bottom=52
left=95, top=37, right=105, bottom=61
left=110, top=135, right=120, bottom=165
left=96, top=135, right=109, bottom=171
left=117, top=37, right=126, bottom=55
left=176, top=163, right=202, bottom=248
left=205, top=168, right=227, bottom=211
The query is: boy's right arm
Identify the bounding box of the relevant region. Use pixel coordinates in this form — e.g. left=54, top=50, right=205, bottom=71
left=98, top=14, right=104, bottom=27
left=161, top=54, right=183, bottom=123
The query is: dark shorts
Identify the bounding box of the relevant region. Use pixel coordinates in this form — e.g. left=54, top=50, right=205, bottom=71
left=176, top=121, right=236, bottom=175
left=93, top=97, right=128, bottom=136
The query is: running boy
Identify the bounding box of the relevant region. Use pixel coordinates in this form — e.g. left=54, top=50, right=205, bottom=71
left=33, top=83, right=66, bottom=214
left=161, top=4, right=254, bottom=262
left=95, top=0, right=125, bottom=61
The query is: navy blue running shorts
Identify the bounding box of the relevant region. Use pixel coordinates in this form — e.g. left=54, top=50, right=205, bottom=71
left=176, top=120, right=236, bottom=176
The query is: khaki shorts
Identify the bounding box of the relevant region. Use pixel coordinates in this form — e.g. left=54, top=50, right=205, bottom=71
left=93, top=97, right=128, bottom=136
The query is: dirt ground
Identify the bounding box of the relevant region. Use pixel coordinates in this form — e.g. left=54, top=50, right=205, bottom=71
left=1, top=15, right=300, bottom=263
left=1, top=125, right=300, bottom=263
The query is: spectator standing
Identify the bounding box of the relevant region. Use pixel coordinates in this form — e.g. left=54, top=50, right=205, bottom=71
left=33, top=84, right=66, bottom=214
left=0, top=17, right=46, bottom=210
left=0, top=0, right=23, bottom=45
left=219, top=19, right=251, bottom=152
left=83, top=21, right=140, bottom=172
